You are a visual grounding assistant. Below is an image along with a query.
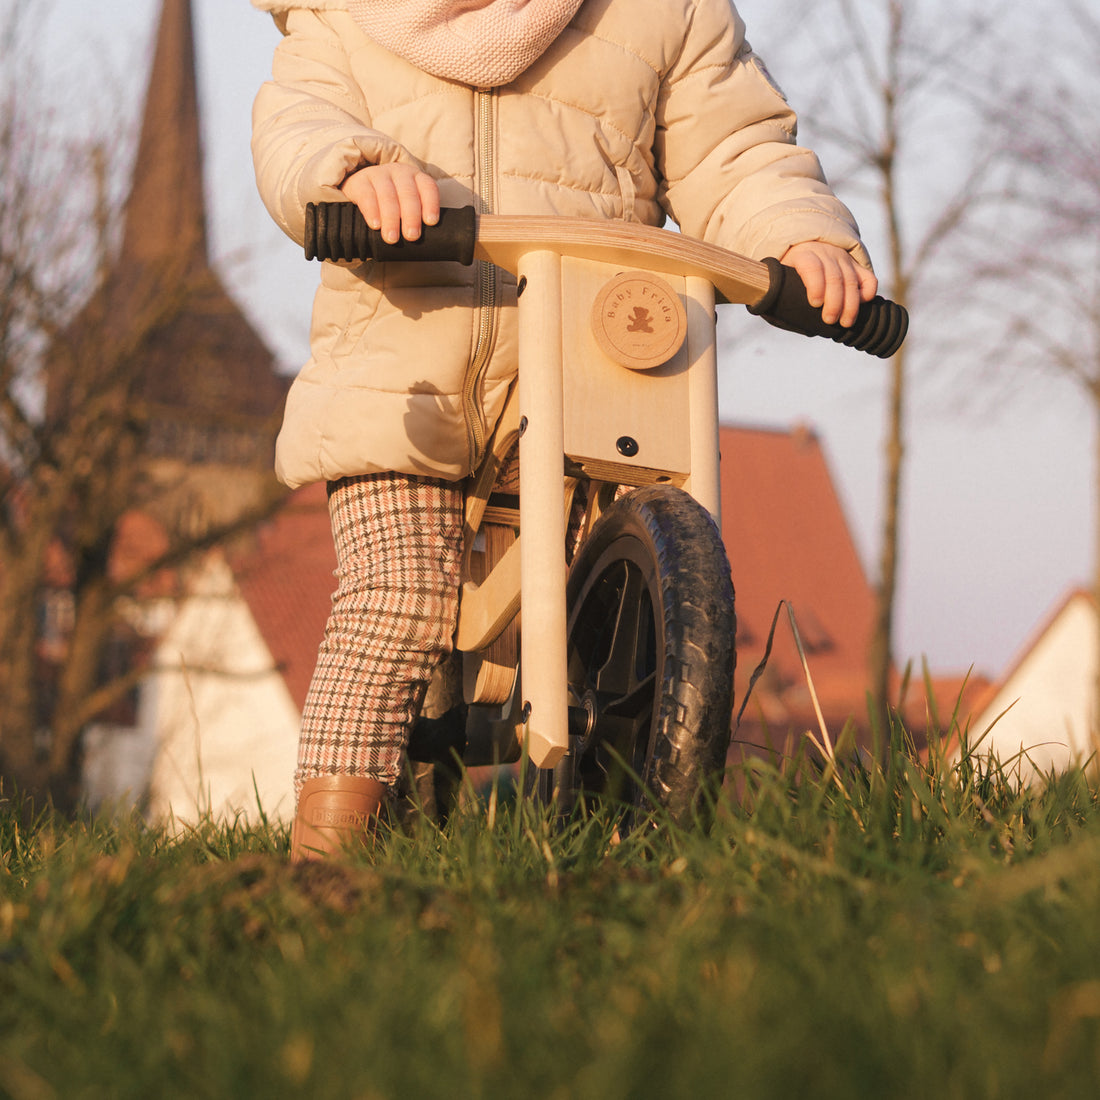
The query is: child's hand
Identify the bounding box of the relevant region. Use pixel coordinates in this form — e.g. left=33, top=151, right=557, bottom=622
left=780, top=241, right=879, bottom=328
left=341, top=163, right=441, bottom=245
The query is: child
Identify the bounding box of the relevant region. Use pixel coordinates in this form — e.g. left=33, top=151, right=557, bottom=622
left=250, top=0, right=878, bottom=859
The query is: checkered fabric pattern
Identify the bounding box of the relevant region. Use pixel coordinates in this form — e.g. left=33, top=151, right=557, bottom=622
left=296, top=472, right=464, bottom=795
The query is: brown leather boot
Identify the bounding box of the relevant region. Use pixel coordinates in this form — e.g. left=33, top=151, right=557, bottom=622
left=290, top=774, right=387, bottom=862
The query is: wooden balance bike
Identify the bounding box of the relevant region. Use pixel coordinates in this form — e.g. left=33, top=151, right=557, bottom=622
left=304, top=204, right=907, bottom=828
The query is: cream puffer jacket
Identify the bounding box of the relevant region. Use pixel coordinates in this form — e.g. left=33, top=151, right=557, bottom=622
left=252, top=0, right=872, bottom=489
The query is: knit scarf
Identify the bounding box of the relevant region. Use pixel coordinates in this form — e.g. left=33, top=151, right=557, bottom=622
left=347, top=0, right=585, bottom=86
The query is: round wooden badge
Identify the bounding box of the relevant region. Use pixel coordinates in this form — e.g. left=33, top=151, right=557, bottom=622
left=591, top=271, right=687, bottom=370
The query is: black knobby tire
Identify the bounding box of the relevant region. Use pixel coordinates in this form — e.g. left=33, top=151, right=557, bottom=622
left=532, top=485, right=736, bottom=829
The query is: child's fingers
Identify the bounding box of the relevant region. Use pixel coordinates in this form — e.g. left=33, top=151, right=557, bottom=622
left=781, top=242, right=878, bottom=328
left=797, top=250, right=852, bottom=326
left=386, top=167, right=440, bottom=242
left=374, top=170, right=416, bottom=244
left=341, top=166, right=393, bottom=239
left=826, top=259, right=862, bottom=328
left=415, top=172, right=441, bottom=228
left=387, top=168, right=434, bottom=243
left=836, top=259, right=879, bottom=328
left=341, top=164, right=438, bottom=244
left=783, top=246, right=829, bottom=314
left=341, top=170, right=383, bottom=232
left=856, top=262, right=879, bottom=302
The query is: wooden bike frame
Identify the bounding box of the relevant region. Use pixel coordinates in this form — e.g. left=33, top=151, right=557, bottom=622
left=455, top=217, right=772, bottom=769
left=303, top=203, right=906, bottom=773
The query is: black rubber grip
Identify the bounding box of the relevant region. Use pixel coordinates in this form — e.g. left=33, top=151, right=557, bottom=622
left=304, top=202, right=477, bottom=265
left=748, top=257, right=908, bottom=358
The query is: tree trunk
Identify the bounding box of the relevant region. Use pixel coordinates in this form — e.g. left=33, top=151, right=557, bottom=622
left=0, top=517, right=62, bottom=798
left=1093, top=394, right=1100, bottom=744
left=869, top=342, right=906, bottom=736
left=867, top=4, right=906, bottom=737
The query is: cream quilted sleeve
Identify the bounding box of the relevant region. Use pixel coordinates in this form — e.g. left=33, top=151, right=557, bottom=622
left=250, top=10, right=424, bottom=244
left=657, top=0, right=871, bottom=267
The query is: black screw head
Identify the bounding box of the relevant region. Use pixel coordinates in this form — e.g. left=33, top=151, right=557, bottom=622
left=616, top=436, right=640, bottom=457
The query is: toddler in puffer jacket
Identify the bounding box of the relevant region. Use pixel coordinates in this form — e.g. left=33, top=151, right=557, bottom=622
left=250, top=0, right=878, bottom=859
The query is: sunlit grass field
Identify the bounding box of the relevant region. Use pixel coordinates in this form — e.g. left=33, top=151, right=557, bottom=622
left=3, top=721, right=1100, bottom=1099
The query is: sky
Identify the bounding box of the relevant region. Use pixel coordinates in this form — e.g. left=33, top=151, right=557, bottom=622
left=36, top=0, right=1095, bottom=683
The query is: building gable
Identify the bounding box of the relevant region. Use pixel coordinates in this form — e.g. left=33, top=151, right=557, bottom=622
left=972, top=588, right=1098, bottom=777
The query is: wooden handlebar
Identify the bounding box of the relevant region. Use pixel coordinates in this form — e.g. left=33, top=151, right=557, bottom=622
left=304, top=203, right=908, bottom=358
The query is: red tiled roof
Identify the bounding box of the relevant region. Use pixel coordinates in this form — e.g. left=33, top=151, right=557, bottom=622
left=719, top=423, right=874, bottom=737
left=904, top=671, right=992, bottom=747
left=233, top=482, right=335, bottom=711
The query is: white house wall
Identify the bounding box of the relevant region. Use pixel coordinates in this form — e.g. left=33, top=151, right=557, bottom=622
left=973, top=593, right=1098, bottom=779
left=145, top=554, right=300, bottom=825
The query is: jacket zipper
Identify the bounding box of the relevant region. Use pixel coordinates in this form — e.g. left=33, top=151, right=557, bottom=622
left=463, top=87, right=499, bottom=470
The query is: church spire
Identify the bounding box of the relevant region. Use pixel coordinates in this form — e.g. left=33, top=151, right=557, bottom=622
left=50, top=0, right=288, bottom=461
left=119, top=0, right=208, bottom=275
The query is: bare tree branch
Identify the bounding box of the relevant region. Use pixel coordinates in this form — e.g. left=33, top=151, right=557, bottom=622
left=769, top=0, right=1021, bottom=727
left=0, top=8, right=288, bottom=812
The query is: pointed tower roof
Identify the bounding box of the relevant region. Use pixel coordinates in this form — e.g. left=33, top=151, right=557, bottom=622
left=120, top=0, right=208, bottom=277
left=48, top=0, right=288, bottom=474
left=97, top=0, right=287, bottom=426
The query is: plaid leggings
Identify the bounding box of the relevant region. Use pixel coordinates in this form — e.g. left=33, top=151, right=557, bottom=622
left=296, top=471, right=464, bottom=794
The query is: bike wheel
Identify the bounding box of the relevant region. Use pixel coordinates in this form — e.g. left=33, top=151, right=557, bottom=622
left=531, top=485, right=736, bottom=830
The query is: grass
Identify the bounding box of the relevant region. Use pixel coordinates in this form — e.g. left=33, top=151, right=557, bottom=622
left=2, top=720, right=1100, bottom=1100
